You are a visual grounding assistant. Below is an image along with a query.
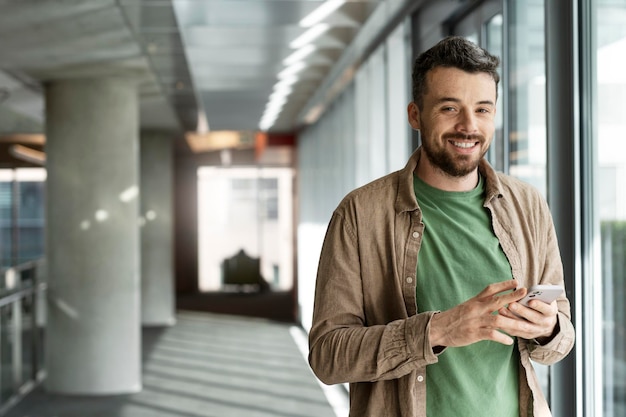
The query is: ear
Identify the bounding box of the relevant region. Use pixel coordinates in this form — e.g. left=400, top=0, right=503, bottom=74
left=407, top=102, right=421, bottom=130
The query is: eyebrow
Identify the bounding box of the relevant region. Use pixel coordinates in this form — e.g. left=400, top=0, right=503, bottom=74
left=436, top=97, right=495, bottom=106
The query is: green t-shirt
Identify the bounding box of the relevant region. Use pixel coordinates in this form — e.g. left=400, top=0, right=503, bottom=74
left=413, top=174, right=519, bottom=417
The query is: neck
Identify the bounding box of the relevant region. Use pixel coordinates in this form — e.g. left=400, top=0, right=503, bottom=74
left=414, top=155, right=479, bottom=192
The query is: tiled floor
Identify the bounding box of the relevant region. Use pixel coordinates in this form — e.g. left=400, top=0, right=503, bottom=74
left=5, top=311, right=345, bottom=417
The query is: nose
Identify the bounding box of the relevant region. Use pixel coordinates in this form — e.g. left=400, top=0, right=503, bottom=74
left=455, top=110, right=479, bottom=134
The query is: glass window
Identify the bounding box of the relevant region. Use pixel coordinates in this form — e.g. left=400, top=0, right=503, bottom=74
left=507, top=0, right=546, bottom=196
left=593, top=2, right=626, bottom=416
left=0, top=170, right=12, bottom=269
left=485, top=13, right=505, bottom=172
left=354, top=48, right=388, bottom=186
left=452, top=0, right=553, bottom=400
left=386, top=21, right=411, bottom=170
left=506, top=0, right=554, bottom=399
left=16, top=170, right=46, bottom=265
left=0, top=169, right=46, bottom=270
left=451, top=1, right=503, bottom=171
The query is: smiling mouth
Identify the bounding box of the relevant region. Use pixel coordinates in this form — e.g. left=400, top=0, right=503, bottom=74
left=451, top=140, right=478, bottom=149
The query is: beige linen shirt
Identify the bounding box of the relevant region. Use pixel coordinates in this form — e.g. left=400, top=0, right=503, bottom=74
left=308, top=148, right=575, bottom=417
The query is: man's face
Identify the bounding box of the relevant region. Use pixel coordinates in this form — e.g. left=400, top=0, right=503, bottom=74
left=408, top=66, right=497, bottom=178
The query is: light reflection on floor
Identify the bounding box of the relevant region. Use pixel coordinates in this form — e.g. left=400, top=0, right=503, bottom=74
left=5, top=311, right=342, bottom=417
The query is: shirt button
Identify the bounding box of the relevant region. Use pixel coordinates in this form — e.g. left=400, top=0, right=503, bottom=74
left=417, top=375, right=424, bottom=382
left=406, top=277, right=413, bottom=284
left=412, top=231, right=420, bottom=238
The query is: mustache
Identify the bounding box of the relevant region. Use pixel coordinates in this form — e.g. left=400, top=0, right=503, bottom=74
left=442, top=133, right=485, bottom=142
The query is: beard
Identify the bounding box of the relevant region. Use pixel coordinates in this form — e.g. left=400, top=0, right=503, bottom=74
left=421, top=131, right=488, bottom=177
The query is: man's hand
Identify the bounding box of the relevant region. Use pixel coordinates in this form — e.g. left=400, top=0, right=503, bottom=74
left=498, top=296, right=559, bottom=343
left=429, top=280, right=528, bottom=347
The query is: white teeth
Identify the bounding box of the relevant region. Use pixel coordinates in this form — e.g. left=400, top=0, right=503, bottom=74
left=452, top=141, right=475, bottom=149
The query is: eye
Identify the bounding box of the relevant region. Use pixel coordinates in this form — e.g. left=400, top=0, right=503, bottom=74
left=476, top=108, right=491, bottom=114
left=442, top=106, right=456, bottom=112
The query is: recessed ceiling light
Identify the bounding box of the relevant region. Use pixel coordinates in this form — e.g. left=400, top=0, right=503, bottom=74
left=277, top=61, right=307, bottom=79
left=300, top=0, right=346, bottom=28
left=270, top=86, right=292, bottom=99
left=289, top=24, right=329, bottom=49
left=283, top=44, right=317, bottom=66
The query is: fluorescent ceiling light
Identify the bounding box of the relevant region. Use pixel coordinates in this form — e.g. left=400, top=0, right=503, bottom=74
left=300, top=0, right=346, bottom=27
left=289, top=24, right=329, bottom=49
left=261, top=113, right=280, bottom=127
left=259, top=110, right=281, bottom=130
left=274, top=76, right=299, bottom=89
left=278, top=61, right=307, bottom=79
left=283, top=44, right=317, bottom=66
left=270, top=88, right=292, bottom=101
left=272, top=83, right=293, bottom=97
left=262, top=108, right=279, bottom=118
left=259, top=118, right=275, bottom=132
left=267, top=96, right=288, bottom=111
left=264, top=101, right=286, bottom=117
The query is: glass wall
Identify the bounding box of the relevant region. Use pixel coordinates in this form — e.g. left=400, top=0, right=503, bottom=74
left=507, top=0, right=547, bottom=195
left=485, top=13, right=505, bottom=172
left=297, top=19, right=412, bottom=331
left=0, top=168, right=46, bottom=411
left=450, top=0, right=555, bottom=397
left=592, top=1, right=626, bottom=416
left=297, top=1, right=626, bottom=415
left=0, top=169, right=46, bottom=271
left=450, top=0, right=504, bottom=171
left=506, top=0, right=555, bottom=398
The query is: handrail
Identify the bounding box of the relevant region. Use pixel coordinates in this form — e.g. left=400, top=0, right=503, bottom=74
left=0, top=282, right=47, bottom=309
left=0, top=258, right=47, bottom=417
left=1, top=259, right=43, bottom=274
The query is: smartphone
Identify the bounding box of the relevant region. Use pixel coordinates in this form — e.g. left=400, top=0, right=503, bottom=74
left=519, top=284, right=564, bottom=307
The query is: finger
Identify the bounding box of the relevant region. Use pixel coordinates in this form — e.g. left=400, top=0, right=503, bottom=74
left=507, top=303, right=556, bottom=339
left=506, top=316, right=554, bottom=340
left=486, top=288, right=527, bottom=314
left=527, top=299, right=558, bottom=315
left=481, top=327, right=515, bottom=345
left=493, top=313, right=542, bottom=339
left=498, top=306, right=522, bottom=320
left=508, top=302, right=535, bottom=321
left=478, top=279, right=519, bottom=298
left=496, top=287, right=527, bottom=306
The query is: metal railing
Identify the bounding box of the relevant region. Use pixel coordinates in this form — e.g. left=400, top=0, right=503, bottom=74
left=0, top=259, right=46, bottom=415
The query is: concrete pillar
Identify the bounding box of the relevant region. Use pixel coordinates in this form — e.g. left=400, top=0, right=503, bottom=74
left=140, top=131, right=175, bottom=326
left=44, top=78, right=141, bottom=394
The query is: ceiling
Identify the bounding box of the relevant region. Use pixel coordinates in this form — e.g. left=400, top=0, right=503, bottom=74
left=0, top=0, right=381, bottom=151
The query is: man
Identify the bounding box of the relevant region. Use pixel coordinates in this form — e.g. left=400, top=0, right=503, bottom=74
left=308, top=36, right=575, bottom=417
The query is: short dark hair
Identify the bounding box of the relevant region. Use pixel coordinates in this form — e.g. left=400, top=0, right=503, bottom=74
left=411, top=36, right=500, bottom=109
